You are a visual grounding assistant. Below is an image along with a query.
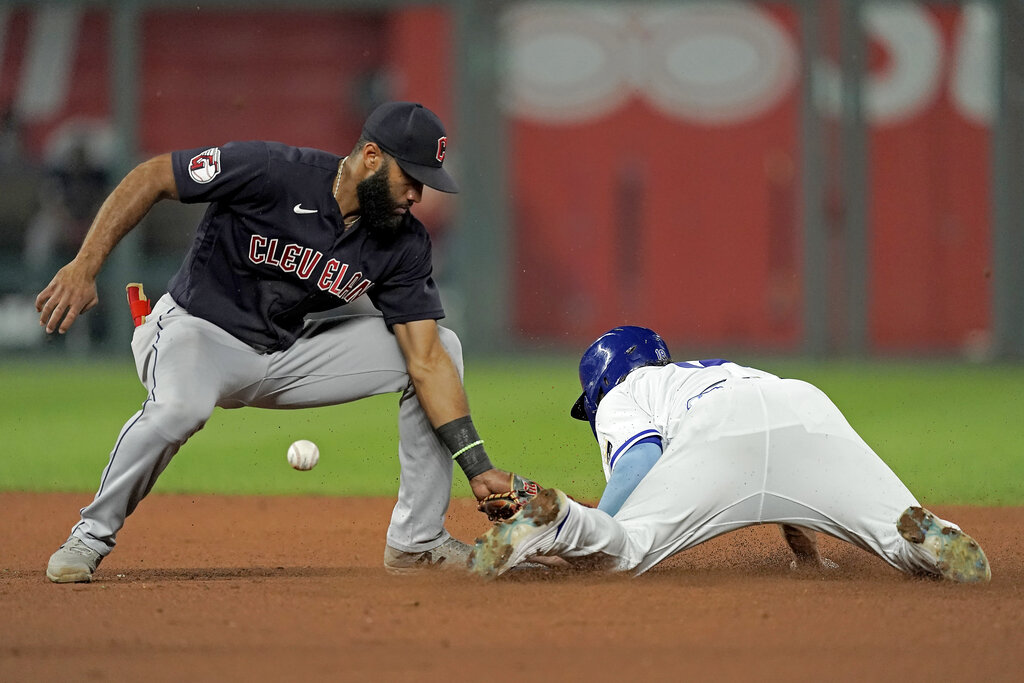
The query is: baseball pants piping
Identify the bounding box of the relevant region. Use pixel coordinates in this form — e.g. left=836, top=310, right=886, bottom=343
left=69, top=293, right=460, bottom=556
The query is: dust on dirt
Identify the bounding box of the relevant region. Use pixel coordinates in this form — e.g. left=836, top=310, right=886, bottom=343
left=2, top=493, right=1021, bottom=682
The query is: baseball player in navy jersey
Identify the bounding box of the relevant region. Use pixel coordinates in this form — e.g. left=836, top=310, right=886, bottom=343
left=37, top=101, right=525, bottom=582
left=470, top=326, right=991, bottom=583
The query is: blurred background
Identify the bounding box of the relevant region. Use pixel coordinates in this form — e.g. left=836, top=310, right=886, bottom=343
left=0, top=0, right=1021, bottom=361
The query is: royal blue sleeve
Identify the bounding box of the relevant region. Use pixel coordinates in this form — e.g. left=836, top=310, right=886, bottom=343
left=597, top=438, right=663, bottom=517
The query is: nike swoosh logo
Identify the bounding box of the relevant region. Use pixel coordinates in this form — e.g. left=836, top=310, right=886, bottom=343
left=293, top=204, right=318, bottom=214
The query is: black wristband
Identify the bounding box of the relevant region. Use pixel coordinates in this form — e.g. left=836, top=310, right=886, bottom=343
left=436, top=416, right=493, bottom=480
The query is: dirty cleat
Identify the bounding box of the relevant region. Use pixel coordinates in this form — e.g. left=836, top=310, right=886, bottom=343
left=469, top=488, right=569, bottom=580
left=46, top=536, right=103, bottom=583
left=383, top=537, right=472, bottom=575
left=897, top=506, right=991, bottom=583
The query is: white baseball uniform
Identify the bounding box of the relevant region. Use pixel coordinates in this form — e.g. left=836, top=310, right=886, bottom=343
left=537, top=361, right=953, bottom=576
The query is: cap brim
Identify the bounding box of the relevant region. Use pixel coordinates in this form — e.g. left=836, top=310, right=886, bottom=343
left=395, top=158, right=459, bottom=194
left=570, top=393, right=587, bottom=420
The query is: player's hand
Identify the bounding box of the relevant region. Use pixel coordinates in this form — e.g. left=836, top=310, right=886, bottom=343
left=471, top=470, right=542, bottom=521
left=525, top=554, right=571, bottom=569
left=468, top=468, right=517, bottom=501
left=35, top=259, right=100, bottom=334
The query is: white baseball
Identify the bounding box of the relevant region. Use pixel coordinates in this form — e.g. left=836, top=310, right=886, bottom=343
left=287, top=439, right=319, bottom=471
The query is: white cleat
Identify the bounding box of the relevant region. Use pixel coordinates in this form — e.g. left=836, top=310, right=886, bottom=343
left=469, top=488, right=570, bottom=580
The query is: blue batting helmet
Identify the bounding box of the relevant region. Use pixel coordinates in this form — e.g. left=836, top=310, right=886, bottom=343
left=570, top=326, right=671, bottom=431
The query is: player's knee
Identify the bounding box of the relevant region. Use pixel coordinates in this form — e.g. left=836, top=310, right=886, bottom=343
left=149, top=394, right=215, bottom=442
left=437, top=326, right=464, bottom=378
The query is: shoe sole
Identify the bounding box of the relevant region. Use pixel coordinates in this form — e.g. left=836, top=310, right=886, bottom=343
left=897, top=506, right=991, bottom=583
left=469, top=488, right=566, bottom=580
left=382, top=563, right=467, bottom=575
left=383, top=565, right=419, bottom=576
left=46, top=567, right=93, bottom=583
left=383, top=540, right=472, bottom=575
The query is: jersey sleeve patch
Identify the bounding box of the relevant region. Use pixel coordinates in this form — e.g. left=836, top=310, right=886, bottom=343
left=188, top=147, right=222, bottom=183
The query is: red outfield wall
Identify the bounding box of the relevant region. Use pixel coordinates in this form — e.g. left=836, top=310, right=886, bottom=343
left=0, top=4, right=991, bottom=353
left=500, top=3, right=992, bottom=353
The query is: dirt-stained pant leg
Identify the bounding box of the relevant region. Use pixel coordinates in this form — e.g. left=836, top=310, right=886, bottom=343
left=72, top=295, right=267, bottom=555
left=250, top=315, right=460, bottom=552
left=752, top=378, right=944, bottom=576
left=540, top=378, right=939, bottom=576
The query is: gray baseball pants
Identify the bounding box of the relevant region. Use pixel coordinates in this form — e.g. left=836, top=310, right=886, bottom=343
left=67, top=293, right=461, bottom=557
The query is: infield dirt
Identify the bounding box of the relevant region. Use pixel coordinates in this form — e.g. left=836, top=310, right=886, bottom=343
left=2, top=493, right=1021, bottom=681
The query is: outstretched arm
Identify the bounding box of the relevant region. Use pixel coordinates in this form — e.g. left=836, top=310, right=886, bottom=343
left=597, top=439, right=663, bottom=516
left=35, top=154, right=177, bottom=334
left=392, top=318, right=518, bottom=500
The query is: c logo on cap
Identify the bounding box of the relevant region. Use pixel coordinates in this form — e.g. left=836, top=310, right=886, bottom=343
left=436, top=136, right=447, bottom=163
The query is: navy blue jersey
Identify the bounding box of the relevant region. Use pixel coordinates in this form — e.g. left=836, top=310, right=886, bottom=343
left=166, top=141, right=445, bottom=352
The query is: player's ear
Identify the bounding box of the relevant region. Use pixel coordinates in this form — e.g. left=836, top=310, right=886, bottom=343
left=360, top=142, right=382, bottom=172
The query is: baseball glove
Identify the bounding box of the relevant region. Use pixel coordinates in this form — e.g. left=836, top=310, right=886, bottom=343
left=478, top=473, right=540, bottom=521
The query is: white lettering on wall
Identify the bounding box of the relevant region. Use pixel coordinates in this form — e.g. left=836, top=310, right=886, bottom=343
left=502, top=1, right=997, bottom=127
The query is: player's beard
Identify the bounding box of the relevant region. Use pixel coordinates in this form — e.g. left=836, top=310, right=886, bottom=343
left=355, top=157, right=406, bottom=237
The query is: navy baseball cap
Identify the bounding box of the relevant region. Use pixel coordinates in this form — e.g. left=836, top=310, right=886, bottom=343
left=361, top=101, right=459, bottom=194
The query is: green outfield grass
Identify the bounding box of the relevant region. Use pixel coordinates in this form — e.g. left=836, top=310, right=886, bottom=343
left=1, top=356, right=1022, bottom=505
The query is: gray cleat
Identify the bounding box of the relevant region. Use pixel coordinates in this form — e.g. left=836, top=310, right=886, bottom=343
left=897, top=506, right=991, bottom=583
left=383, top=536, right=472, bottom=574
left=46, top=536, right=103, bottom=583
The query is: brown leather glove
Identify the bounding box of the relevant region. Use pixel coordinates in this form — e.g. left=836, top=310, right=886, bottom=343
left=477, top=473, right=540, bottom=521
